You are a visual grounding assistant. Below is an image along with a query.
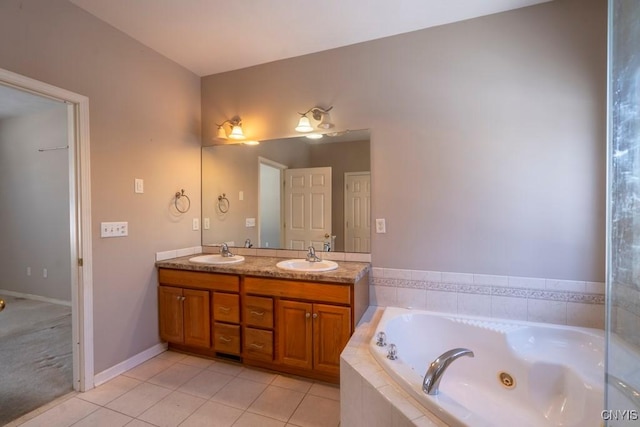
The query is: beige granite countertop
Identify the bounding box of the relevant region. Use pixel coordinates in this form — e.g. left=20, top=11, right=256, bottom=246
left=156, top=254, right=370, bottom=284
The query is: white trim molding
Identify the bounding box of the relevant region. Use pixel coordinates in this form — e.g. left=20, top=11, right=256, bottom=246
left=93, top=343, right=168, bottom=387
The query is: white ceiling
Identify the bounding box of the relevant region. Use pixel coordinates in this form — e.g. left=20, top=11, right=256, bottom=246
left=69, top=0, right=551, bottom=77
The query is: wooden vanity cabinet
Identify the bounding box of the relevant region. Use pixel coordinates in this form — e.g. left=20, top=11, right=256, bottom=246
left=158, top=268, right=240, bottom=356
left=243, top=276, right=363, bottom=383
left=158, top=286, right=210, bottom=348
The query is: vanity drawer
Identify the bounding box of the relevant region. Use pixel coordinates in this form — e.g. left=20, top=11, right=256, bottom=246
left=244, top=277, right=350, bottom=305
left=213, top=323, right=241, bottom=355
left=244, top=328, right=273, bottom=361
left=213, top=292, right=240, bottom=323
left=243, top=296, right=274, bottom=329
left=159, top=268, right=239, bottom=292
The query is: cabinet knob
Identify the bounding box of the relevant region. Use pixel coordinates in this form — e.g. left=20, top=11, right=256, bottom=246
left=305, top=312, right=311, bottom=319
left=312, top=313, right=318, bottom=319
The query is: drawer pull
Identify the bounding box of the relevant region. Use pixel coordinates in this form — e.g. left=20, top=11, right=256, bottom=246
left=250, top=310, right=265, bottom=316
left=218, top=306, right=231, bottom=313
left=249, top=343, right=264, bottom=349
left=219, top=336, right=232, bottom=343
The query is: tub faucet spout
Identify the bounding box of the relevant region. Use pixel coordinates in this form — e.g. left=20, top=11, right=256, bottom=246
left=422, top=348, right=474, bottom=395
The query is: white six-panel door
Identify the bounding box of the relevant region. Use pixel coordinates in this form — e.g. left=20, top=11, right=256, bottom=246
left=284, top=167, right=332, bottom=250
left=344, top=172, right=371, bottom=252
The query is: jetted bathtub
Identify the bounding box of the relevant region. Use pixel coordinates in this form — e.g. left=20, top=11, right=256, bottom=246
left=370, top=307, right=604, bottom=427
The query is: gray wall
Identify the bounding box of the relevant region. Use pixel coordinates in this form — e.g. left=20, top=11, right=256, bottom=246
left=0, top=106, right=71, bottom=301
left=202, top=0, right=606, bottom=281
left=0, top=0, right=202, bottom=373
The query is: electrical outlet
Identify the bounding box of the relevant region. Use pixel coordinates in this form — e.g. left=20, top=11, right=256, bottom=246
left=204, top=218, right=210, bottom=230
left=375, top=218, right=386, bottom=233
left=101, top=222, right=128, bottom=238
left=193, top=218, right=200, bottom=231
left=246, top=218, right=256, bottom=227
left=134, top=178, right=144, bottom=194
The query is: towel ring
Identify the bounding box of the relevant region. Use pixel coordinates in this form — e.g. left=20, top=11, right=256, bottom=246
left=174, top=189, right=191, bottom=213
left=217, top=193, right=230, bottom=213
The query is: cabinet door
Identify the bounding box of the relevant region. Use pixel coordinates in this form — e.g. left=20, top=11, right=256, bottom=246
left=183, top=288, right=211, bottom=348
left=278, top=300, right=313, bottom=369
left=313, top=304, right=351, bottom=376
left=159, top=286, right=184, bottom=343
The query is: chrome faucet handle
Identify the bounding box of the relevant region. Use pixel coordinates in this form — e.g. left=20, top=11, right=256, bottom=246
left=306, top=246, right=321, bottom=262
left=387, top=343, right=398, bottom=360
left=323, top=242, right=331, bottom=252
left=376, top=331, right=387, bottom=347
left=220, top=243, right=234, bottom=257
left=244, top=238, right=252, bottom=248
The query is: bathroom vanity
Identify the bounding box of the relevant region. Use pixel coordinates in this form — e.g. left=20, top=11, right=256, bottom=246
left=156, top=255, right=370, bottom=383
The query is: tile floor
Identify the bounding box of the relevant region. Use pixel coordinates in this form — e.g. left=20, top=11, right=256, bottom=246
left=8, top=351, right=341, bottom=427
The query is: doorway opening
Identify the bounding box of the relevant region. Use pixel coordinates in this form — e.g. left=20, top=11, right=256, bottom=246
left=0, top=68, right=93, bottom=423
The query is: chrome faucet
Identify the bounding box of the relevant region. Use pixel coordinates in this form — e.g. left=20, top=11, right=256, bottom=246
left=220, top=243, right=234, bottom=257
left=306, top=246, right=321, bottom=262
left=422, top=348, right=474, bottom=395
left=323, top=242, right=331, bottom=252
left=244, top=238, right=253, bottom=248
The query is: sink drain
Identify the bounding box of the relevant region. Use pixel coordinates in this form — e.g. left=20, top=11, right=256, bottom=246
left=498, top=372, right=516, bottom=389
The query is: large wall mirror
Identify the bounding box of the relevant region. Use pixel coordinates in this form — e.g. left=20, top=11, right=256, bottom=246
left=202, top=130, right=371, bottom=253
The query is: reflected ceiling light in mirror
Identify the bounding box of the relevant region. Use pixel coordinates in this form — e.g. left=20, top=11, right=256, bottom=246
left=216, top=116, right=246, bottom=140
left=305, top=133, right=323, bottom=139
left=243, top=140, right=260, bottom=145
left=295, top=106, right=334, bottom=133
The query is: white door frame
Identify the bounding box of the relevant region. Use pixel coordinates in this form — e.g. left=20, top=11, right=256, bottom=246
left=258, top=157, right=287, bottom=248
left=0, top=68, right=94, bottom=391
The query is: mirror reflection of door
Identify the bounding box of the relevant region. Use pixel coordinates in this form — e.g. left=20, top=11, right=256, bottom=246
left=284, top=167, right=332, bottom=250
left=344, top=172, right=371, bottom=252
left=258, top=157, right=287, bottom=249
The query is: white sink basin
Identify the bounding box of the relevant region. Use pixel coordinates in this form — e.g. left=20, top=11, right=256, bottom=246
left=276, top=259, right=338, bottom=272
left=189, top=254, right=245, bottom=265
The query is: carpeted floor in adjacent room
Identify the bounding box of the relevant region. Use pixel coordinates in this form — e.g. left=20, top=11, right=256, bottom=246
left=0, top=294, right=72, bottom=426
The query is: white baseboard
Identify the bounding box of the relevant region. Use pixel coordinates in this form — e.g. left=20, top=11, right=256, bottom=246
left=0, top=289, right=71, bottom=307
left=93, top=342, right=168, bottom=387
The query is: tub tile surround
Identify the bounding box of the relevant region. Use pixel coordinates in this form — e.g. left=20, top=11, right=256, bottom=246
left=371, top=267, right=605, bottom=329
left=341, top=307, right=448, bottom=427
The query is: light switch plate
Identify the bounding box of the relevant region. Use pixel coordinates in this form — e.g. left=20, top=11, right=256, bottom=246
left=193, top=218, right=200, bottom=231
left=375, top=218, right=386, bottom=233
left=101, top=222, right=128, bottom=237
left=134, top=178, right=144, bottom=194
left=246, top=217, right=256, bottom=227
left=204, top=218, right=210, bottom=230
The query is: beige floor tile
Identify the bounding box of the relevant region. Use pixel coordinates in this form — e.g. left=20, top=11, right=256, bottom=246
left=178, top=369, right=234, bottom=399
left=122, top=358, right=175, bottom=381
left=71, top=407, right=132, bottom=427
left=179, top=401, right=243, bottom=427
left=77, top=376, right=141, bottom=406
left=138, top=390, right=206, bottom=427
left=288, top=395, right=340, bottom=427
left=105, top=382, right=172, bottom=417
left=18, top=397, right=98, bottom=427
left=247, top=385, right=305, bottom=422
left=238, top=367, right=278, bottom=384
left=232, top=412, right=286, bottom=427
left=210, top=378, right=267, bottom=410
left=271, top=375, right=313, bottom=393
left=207, top=360, right=245, bottom=376
left=154, top=350, right=188, bottom=363
left=123, top=420, right=156, bottom=427
left=147, top=362, right=203, bottom=389
left=307, top=383, right=340, bottom=401
left=179, top=355, right=214, bottom=369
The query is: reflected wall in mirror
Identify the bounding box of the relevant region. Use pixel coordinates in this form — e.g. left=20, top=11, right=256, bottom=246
left=202, top=130, right=371, bottom=253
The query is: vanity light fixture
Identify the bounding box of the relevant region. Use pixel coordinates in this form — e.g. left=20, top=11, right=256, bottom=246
left=216, top=116, right=246, bottom=140
left=295, top=106, right=334, bottom=133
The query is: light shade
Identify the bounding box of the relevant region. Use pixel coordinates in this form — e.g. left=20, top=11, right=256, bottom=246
left=216, top=126, right=227, bottom=139
left=305, top=133, right=323, bottom=139
left=317, top=112, right=334, bottom=129
left=243, top=140, right=260, bottom=145
left=295, top=116, right=314, bottom=132
left=228, top=125, right=246, bottom=140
